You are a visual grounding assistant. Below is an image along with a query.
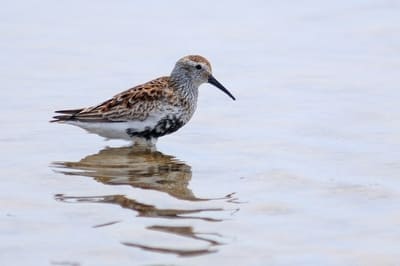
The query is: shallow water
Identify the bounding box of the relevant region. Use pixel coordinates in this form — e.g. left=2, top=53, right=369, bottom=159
left=1, top=1, right=400, bottom=265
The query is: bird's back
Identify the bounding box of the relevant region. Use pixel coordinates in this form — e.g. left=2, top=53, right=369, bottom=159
left=51, top=76, right=197, bottom=142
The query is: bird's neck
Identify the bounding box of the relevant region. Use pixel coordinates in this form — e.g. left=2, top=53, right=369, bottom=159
left=169, top=75, right=199, bottom=102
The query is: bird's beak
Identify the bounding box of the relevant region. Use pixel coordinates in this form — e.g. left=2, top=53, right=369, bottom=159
left=208, top=75, right=236, bottom=101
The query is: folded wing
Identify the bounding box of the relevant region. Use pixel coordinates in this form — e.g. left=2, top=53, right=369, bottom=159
left=51, top=77, right=170, bottom=123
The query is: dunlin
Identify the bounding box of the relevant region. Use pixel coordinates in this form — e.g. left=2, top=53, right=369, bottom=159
left=51, top=55, right=235, bottom=145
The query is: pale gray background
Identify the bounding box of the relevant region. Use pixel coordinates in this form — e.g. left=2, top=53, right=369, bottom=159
left=1, top=0, right=400, bottom=265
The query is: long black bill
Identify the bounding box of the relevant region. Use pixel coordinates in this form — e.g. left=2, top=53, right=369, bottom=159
left=208, top=75, right=236, bottom=101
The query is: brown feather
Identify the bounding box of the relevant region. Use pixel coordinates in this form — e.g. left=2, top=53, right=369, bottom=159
left=52, top=77, right=173, bottom=123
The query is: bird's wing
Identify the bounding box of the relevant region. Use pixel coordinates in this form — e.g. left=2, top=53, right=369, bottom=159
left=52, top=77, right=173, bottom=123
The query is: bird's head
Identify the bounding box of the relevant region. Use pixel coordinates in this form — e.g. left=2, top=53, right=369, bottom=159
left=171, top=55, right=235, bottom=100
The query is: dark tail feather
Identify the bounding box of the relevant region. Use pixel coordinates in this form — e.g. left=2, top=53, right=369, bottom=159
left=55, top=108, right=84, bottom=114
left=50, top=115, right=76, bottom=123
left=50, top=108, right=84, bottom=123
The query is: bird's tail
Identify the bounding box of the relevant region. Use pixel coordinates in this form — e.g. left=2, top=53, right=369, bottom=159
left=50, top=108, right=84, bottom=123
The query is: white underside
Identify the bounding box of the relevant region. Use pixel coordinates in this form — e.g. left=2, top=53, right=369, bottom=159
left=62, top=119, right=159, bottom=144
left=58, top=105, right=194, bottom=145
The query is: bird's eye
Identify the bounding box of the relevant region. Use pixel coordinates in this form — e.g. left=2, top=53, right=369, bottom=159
left=195, top=64, right=202, bottom=70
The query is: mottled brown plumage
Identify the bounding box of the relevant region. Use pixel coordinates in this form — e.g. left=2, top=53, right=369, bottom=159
left=54, top=77, right=176, bottom=122
left=52, top=55, right=235, bottom=145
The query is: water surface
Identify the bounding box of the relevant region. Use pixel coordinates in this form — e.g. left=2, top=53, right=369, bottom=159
left=1, top=1, right=400, bottom=265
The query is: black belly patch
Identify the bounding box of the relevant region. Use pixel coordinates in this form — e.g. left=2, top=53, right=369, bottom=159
left=126, top=116, right=184, bottom=139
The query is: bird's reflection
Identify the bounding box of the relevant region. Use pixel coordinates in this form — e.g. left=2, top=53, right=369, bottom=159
left=54, top=193, right=223, bottom=222
left=53, top=146, right=203, bottom=201
left=122, top=225, right=224, bottom=256
left=52, top=146, right=237, bottom=257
